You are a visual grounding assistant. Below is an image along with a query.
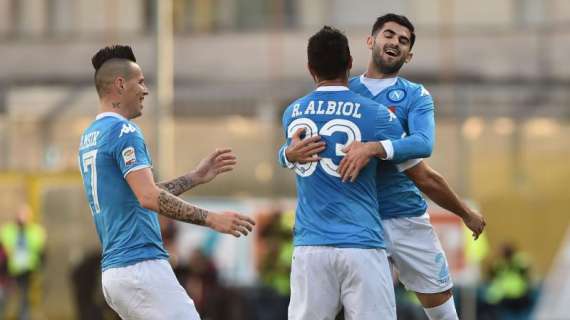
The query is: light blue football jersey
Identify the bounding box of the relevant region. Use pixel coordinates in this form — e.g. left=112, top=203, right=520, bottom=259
left=282, top=86, right=405, bottom=248
left=78, top=112, right=168, bottom=271
left=349, top=75, right=435, bottom=219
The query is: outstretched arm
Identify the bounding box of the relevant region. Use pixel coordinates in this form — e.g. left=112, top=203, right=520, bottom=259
left=157, top=148, right=237, bottom=196
left=405, top=161, right=486, bottom=239
left=128, top=168, right=255, bottom=237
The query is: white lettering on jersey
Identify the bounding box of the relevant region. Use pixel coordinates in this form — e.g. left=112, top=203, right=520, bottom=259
left=294, top=100, right=364, bottom=119
left=325, top=101, right=336, bottom=115
left=335, top=102, right=344, bottom=115
left=388, top=109, right=397, bottom=122
left=352, top=103, right=362, bottom=119
left=306, top=101, right=316, bottom=115
left=119, top=123, right=137, bottom=137
left=122, top=147, right=136, bottom=165
left=292, top=104, right=301, bottom=117
left=341, top=102, right=353, bottom=116
left=80, top=131, right=100, bottom=150
left=420, top=86, right=430, bottom=97
left=316, top=101, right=326, bottom=115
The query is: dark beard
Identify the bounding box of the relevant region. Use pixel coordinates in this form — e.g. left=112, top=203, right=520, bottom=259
left=372, top=47, right=405, bottom=75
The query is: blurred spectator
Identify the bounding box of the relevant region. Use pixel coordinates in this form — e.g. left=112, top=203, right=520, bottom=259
left=479, top=242, right=533, bottom=320
left=253, top=208, right=294, bottom=320
left=0, top=205, right=46, bottom=320
left=177, top=248, right=247, bottom=320
left=0, top=245, right=8, bottom=319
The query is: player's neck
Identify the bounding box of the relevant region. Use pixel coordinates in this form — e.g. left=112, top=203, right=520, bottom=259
left=365, top=63, right=398, bottom=79
left=99, top=99, right=130, bottom=120
left=315, top=78, right=348, bottom=88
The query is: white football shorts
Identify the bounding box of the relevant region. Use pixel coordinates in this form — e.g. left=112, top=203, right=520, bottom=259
left=383, top=212, right=453, bottom=294
left=101, top=259, right=200, bottom=320
left=288, top=246, right=396, bottom=320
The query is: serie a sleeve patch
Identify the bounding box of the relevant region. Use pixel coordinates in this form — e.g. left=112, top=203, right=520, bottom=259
left=122, top=147, right=136, bottom=166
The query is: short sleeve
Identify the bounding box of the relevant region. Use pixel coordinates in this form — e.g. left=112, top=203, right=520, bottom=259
left=110, top=122, right=152, bottom=177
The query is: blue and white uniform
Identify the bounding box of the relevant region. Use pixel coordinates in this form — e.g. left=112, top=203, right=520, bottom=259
left=79, top=112, right=200, bottom=319
left=349, top=75, right=452, bottom=294
left=283, top=86, right=400, bottom=320
left=278, top=76, right=452, bottom=294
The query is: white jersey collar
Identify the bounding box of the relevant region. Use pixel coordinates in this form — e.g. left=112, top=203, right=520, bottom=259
left=96, top=112, right=127, bottom=121
left=360, top=74, right=398, bottom=96
left=315, top=86, right=349, bottom=92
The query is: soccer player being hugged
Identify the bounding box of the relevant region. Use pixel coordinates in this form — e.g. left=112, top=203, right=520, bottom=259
left=78, top=45, right=255, bottom=319
left=280, top=14, right=486, bottom=320
left=282, top=26, right=421, bottom=320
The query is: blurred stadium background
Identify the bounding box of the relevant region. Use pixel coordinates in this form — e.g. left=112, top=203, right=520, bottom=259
left=0, top=0, right=568, bottom=319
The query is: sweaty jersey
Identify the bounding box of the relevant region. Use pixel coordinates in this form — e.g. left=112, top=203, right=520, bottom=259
left=349, top=75, right=435, bottom=219
left=78, top=112, right=168, bottom=271
left=282, top=86, right=405, bottom=248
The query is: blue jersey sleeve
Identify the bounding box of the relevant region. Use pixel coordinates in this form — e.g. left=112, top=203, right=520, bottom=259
left=110, top=122, right=152, bottom=177
left=277, top=143, right=289, bottom=168
left=278, top=107, right=295, bottom=168
left=391, top=86, right=435, bottom=162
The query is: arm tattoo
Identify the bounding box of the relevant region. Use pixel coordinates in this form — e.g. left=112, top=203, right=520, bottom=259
left=157, top=190, right=208, bottom=226
left=157, top=175, right=193, bottom=196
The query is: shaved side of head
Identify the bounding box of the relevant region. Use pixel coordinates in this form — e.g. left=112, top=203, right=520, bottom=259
left=94, top=59, right=136, bottom=97
left=91, top=45, right=137, bottom=98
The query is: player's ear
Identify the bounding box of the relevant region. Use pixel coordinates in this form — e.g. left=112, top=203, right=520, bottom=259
left=348, top=55, right=353, bottom=71
left=114, top=77, right=126, bottom=95
left=366, top=35, right=374, bottom=50
left=405, top=52, right=413, bottom=64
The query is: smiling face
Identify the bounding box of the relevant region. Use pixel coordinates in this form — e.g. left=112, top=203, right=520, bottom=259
left=120, top=63, right=148, bottom=119
left=368, top=21, right=414, bottom=76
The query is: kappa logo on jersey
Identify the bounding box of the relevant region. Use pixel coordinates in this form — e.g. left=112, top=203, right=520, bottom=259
left=387, top=89, right=406, bottom=103
left=420, top=86, right=430, bottom=97
left=387, top=109, right=397, bottom=122
left=119, top=123, right=137, bottom=137
left=122, top=147, right=136, bottom=165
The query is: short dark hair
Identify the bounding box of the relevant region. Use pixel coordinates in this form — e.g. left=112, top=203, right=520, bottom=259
left=307, top=26, right=351, bottom=81
left=371, top=14, right=416, bottom=48
left=91, top=45, right=136, bottom=71
left=91, top=45, right=137, bottom=97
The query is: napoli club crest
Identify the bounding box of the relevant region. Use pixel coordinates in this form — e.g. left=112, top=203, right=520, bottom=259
left=387, top=89, right=406, bottom=103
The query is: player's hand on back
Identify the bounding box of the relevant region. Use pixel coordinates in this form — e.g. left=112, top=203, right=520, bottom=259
left=462, top=209, right=486, bottom=240
left=191, top=148, right=237, bottom=185
left=338, top=141, right=384, bottom=182
left=285, top=128, right=325, bottom=164
left=205, top=211, right=256, bottom=237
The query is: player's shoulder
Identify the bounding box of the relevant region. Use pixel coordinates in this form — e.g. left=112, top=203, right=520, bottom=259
left=348, top=75, right=361, bottom=86
left=351, top=90, right=387, bottom=110
left=348, top=75, right=366, bottom=92
left=397, top=77, right=431, bottom=98
left=98, top=117, right=144, bottom=143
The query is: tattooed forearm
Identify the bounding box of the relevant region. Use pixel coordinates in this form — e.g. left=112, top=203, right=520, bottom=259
left=157, top=190, right=209, bottom=226
left=157, top=174, right=193, bottom=196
